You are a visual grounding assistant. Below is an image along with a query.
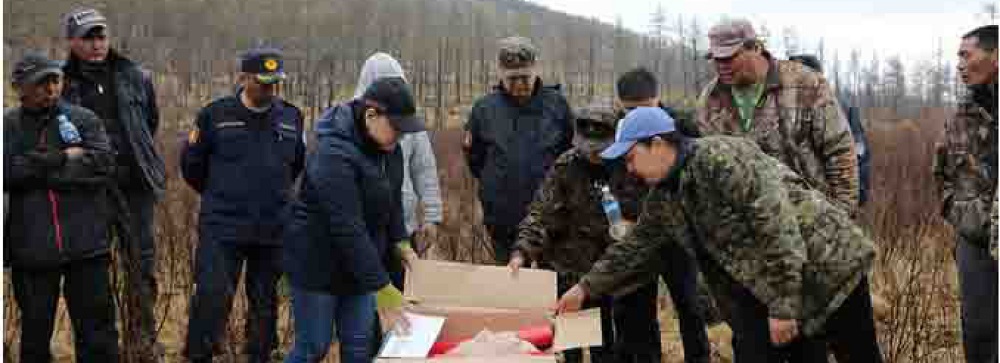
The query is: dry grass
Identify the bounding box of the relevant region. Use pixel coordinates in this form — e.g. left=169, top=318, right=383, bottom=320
left=3, top=102, right=965, bottom=362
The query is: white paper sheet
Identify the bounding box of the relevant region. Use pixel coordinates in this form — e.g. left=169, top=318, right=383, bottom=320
left=378, top=312, right=448, bottom=358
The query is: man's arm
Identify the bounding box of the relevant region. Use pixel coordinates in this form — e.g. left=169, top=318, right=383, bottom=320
left=47, top=109, right=115, bottom=186
left=463, top=104, right=485, bottom=179
left=180, top=106, right=214, bottom=193
left=578, top=200, right=669, bottom=298
left=142, top=69, right=160, bottom=136
left=514, top=162, right=569, bottom=263
left=811, top=81, right=859, bottom=212
left=410, top=131, right=443, bottom=225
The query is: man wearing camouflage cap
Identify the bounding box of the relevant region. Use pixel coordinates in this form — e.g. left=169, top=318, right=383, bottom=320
left=695, top=19, right=859, bottom=215
left=5, top=52, right=119, bottom=362
left=463, top=36, right=573, bottom=265
left=60, top=8, right=165, bottom=355
left=507, top=101, right=670, bottom=363
left=556, top=107, right=884, bottom=362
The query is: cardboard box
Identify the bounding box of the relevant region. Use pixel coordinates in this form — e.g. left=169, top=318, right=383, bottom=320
left=377, top=260, right=601, bottom=362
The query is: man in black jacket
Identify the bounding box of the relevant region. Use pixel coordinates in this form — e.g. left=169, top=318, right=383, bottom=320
left=60, top=8, right=165, bottom=353
left=463, top=36, right=574, bottom=264
left=4, top=52, right=119, bottom=363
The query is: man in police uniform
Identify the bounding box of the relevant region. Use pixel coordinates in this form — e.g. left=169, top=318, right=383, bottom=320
left=180, top=48, right=305, bottom=363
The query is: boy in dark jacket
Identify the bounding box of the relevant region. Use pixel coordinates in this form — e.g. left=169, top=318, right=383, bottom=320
left=4, top=52, right=119, bottom=362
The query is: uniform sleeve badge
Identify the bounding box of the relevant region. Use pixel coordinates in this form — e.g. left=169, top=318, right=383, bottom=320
left=188, top=129, right=200, bottom=144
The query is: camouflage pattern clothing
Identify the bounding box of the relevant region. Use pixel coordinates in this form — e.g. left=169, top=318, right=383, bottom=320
left=515, top=148, right=645, bottom=283
left=581, top=136, right=875, bottom=336
left=933, top=85, right=998, bottom=248
left=695, top=57, right=859, bottom=213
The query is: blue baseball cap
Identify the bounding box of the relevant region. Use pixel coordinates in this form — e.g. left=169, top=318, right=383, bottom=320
left=600, top=106, right=676, bottom=160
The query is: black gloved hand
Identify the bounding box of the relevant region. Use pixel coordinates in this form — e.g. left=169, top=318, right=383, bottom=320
left=24, top=150, right=67, bottom=169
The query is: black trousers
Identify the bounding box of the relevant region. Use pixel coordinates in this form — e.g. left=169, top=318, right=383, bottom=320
left=609, top=282, right=663, bottom=363
left=487, top=224, right=518, bottom=265
left=729, top=277, right=883, bottom=363
left=658, top=242, right=711, bottom=363
left=114, top=187, right=159, bottom=348
left=184, top=239, right=281, bottom=363
left=728, top=281, right=826, bottom=363
left=824, top=277, right=884, bottom=363
left=13, top=256, right=120, bottom=363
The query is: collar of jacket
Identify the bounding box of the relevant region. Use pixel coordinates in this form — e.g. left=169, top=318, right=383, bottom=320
left=660, top=136, right=695, bottom=193
left=968, top=82, right=998, bottom=118
left=64, top=48, right=133, bottom=77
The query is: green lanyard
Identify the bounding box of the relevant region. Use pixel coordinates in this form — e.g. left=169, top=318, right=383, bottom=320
left=731, top=83, right=765, bottom=133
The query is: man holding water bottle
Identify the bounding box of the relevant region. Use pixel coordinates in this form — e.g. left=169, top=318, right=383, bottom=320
left=509, top=102, right=674, bottom=363
left=4, top=52, right=119, bottom=361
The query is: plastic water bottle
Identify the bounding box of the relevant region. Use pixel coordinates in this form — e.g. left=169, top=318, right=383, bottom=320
left=57, top=114, right=82, bottom=145
left=600, top=185, right=629, bottom=241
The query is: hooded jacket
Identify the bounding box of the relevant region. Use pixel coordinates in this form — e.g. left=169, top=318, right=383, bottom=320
left=354, top=53, right=443, bottom=235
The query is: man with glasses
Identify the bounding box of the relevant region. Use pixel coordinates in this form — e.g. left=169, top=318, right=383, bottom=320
left=180, top=47, right=305, bottom=363
left=61, top=8, right=165, bottom=357
left=463, top=36, right=573, bottom=265
left=694, top=19, right=859, bottom=215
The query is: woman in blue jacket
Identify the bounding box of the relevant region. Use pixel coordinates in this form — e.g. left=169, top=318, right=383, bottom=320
left=283, top=77, right=423, bottom=363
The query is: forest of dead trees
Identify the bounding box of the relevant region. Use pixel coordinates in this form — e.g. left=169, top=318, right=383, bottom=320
left=3, top=0, right=983, bottom=126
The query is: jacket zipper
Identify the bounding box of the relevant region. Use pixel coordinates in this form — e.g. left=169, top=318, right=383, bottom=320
left=39, top=125, right=65, bottom=252
left=48, top=190, right=64, bottom=252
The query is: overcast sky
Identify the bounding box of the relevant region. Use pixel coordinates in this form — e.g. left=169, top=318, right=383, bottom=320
left=530, top=0, right=995, bottom=68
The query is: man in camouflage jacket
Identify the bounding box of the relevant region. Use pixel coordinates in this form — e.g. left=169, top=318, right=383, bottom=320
left=511, top=103, right=709, bottom=363
left=933, top=25, right=997, bottom=363
left=557, top=107, right=883, bottom=362
left=696, top=19, right=858, bottom=213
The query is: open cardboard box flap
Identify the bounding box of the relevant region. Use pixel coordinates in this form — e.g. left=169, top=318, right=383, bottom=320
left=376, top=260, right=601, bottom=362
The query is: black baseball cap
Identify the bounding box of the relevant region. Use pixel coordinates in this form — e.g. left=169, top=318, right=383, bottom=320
left=362, top=77, right=424, bottom=133
left=240, top=48, right=286, bottom=84
left=12, top=52, right=64, bottom=86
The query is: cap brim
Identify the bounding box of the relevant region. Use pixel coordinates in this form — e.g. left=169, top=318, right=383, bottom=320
left=71, top=23, right=106, bottom=38
left=390, top=114, right=425, bottom=133
left=255, top=72, right=286, bottom=85
left=499, top=66, right=537, bottom=78
left=600, top=140, right=636, bottom=160
left=23, top=69, right=64, bottom=85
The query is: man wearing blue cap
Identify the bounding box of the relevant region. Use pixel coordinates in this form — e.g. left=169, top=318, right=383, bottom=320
left=180, top=47, right=305, bottom=363
left=556, top=107, right=883, bottom=362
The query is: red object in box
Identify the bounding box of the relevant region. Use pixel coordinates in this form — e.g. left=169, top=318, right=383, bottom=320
left=427, top=325, right=554, bottom=357
left=517, top=325, right=553, bottom=350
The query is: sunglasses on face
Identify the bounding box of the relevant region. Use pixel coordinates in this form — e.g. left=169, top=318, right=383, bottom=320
left=576, top=119, right=615, bottom=139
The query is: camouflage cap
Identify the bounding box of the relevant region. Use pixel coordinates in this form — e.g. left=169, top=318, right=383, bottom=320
left=497, top=36, right=538, bottom=73
left=575, top=102, right=618, bottom=128
left=574, top=101, right=619, bottom=153
left=707, top=18, right=757, bottom=59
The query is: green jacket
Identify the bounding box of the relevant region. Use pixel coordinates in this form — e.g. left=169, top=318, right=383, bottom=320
left=581, top=136, right=874, bottom=335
